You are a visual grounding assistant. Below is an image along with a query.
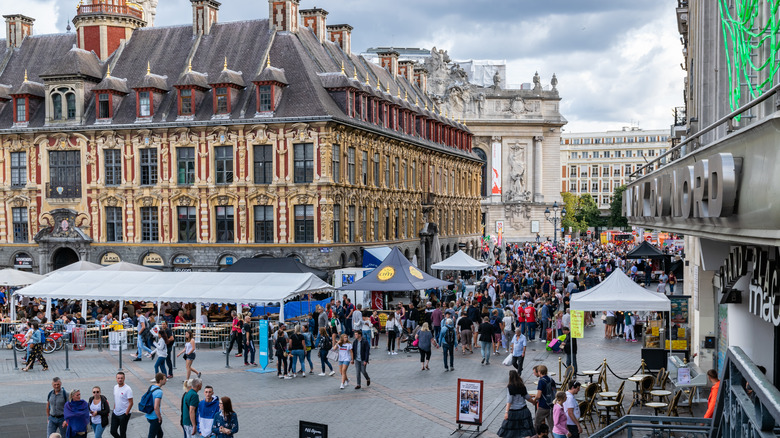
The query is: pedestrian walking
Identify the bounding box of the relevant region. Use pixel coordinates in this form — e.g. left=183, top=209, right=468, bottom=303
left=159, top=321, right=174, bottom=378
left=144, top=373, right=166, bottom=438
left=132, top=309, right=154, bottom=361
left=370, top=310, right=381, bottom=348
left=510, top=328, right=527, bottom=374
left=152, top=332, right=168, bottom=379
left=437, top=317, right=457, bottom=372
left=351, top=330, right=370, bottom=389
left=196, top=385, right=219, bottom=437
left=564, top=381, right=583, bottom=438
left=224, top=311, right=243, bottom=357
left=337, top=333, right=353, bottom=389
left=302, top=324, right=314, bottom=372
left=385, top=312, right=400, bottom=355
left=477, top=316, right=496, bottom=365
left=181, top=378, right=201, bottom=438
left=176, top=330, right=201, bottom=381
left=242, top=316, right=256, bottom=366
left=288, top=325, right=307, bottom=377
left=88, top=386, right=110, bottom=438
left=22, top=321, right=48, bottom=371
left=47, top=377, right=69, bottom=437
left=110, top=372, right=133, bottom=438
left=274, top=325, right=289, bottom=379
left=496, top=370, right=535, bottom=438
left=316, top=327, right=335, bottom=376
left=63, top=389, right=90, bottom=438
left=457, top=312, right=473, bottom=354
left=560, top=327, right=572, bottom=370
left=211, top=397, right=239, bottom=438
left=532, top=365, right=555, bottom=431
left=415, top=322, right=435, bottom=371
left=551, top=391, right=568, bottom=438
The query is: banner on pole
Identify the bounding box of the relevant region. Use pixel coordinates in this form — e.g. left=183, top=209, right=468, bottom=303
left=570, top=310, right=584, bottom=339
left=258, top=319, right=269, bottom=370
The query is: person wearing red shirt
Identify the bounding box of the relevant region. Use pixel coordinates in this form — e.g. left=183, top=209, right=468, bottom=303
left=524, top=304, right=537, bottom=341
left=516, top=301, right=526, bottom=336
left=704, top=369, right=720, bottom=419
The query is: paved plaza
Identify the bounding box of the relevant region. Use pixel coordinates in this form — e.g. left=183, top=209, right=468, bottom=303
left=0, top=317, right=705, bottom=438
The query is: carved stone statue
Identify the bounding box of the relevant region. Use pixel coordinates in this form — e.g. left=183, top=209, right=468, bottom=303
left=533, top=71, right=541, bottom=91
left=508, top=143, right=530, bottom=202
left=140, top=0, right=159, bottom=26
left=493, top=70, right=501, bottom=89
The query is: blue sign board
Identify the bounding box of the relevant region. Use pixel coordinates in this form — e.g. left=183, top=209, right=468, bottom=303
left=258, top=319, right=269, bottom=370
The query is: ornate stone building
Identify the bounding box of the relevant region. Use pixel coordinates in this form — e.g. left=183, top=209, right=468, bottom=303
left=0, top=0, right=482, bottom=273
left=410, top=48, right=567, bottom=242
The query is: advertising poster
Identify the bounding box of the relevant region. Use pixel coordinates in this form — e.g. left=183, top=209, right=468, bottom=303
left=491, top=141, right=502, bottom=195
left=457, top=379, right=484, bottom=426
left=570, top=310, right=584, bottom=339
left=258, top=319, right=269, bottom=369
left=371, top=291, right=383, bottom=310
left=670, top=297, right=689, bottom=324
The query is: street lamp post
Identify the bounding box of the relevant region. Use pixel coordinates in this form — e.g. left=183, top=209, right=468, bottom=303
left=544, top=201, right=566, bottom=246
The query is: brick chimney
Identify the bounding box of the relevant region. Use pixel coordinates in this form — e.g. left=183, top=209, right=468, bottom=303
left=414, top=66, right=428, bottom=93
left=191, top=0, right=220, bottom=36
left=327, top=24, right=352, bottom=54
left=300, top=8, right=327, bottom=42
left=269, top=0, right=300, bottom=32
left=4, top=14, right=34, bottom=49
left=398, top=60, right=415, bottom=83
left=378, top=50, right=399, bottom=78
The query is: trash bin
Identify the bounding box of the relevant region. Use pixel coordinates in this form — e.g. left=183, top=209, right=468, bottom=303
left=72, top=326, right=86, bottom=351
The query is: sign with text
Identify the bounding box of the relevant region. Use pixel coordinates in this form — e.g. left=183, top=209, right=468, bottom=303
left=570, top=310, right=584, bottom=339
left=457, top=379, right=484, bottom=426
left=258, top=320, right=269, bottom=370
left=299, top=420, right=327, bottom=438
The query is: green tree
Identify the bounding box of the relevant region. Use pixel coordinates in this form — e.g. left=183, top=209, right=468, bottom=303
left=560, top=192, right=587, bottom=234
left=609, top=185, right=629, bottom=229
left=579, top=193, right=606, bottom=229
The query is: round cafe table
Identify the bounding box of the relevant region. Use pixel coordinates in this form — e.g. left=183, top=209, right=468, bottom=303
left=582, top=370, right=600, bottom=383
left=646, top=401, right=668, bottom=415
left=650, top=389, right=672, bottom=403
left=596, top=400, right=620, bottom=424
left=628, top=374, right=651, bottom=405
left=599, top=391, right=618, bottom=399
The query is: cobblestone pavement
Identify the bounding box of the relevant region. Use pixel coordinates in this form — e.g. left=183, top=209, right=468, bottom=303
left=0, top=315, right=704, bottom=438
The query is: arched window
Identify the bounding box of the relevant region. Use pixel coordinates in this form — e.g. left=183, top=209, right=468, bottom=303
left=52, top=93, right=62, bottom=120
left=66, top=92, right=76, bottom=119
left=474, top=148, right=488, bottom=197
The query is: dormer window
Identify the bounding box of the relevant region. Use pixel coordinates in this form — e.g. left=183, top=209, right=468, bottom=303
left=215, top=87, right=229, bottom=114
left=98, top=93, right=111, bottom=119
left=180, top=89, right=193, bottom=115
left=258, top=85, right=272, bottom=112
left=14, top=97, right=27, bottom=122
left=138, top=91, right=151, bottom=117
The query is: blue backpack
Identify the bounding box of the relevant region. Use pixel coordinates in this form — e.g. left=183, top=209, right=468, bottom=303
left=138, top=385, right=161, bottom=414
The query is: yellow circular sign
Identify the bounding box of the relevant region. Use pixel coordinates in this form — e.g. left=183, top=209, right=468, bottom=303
left=377, top=266, right=395, bottom=281
left=409, top=266, right=424, bottom=279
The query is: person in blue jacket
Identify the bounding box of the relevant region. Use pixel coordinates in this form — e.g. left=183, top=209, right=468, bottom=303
left=197, top=385, right=220, bottom=436
left=212, top=396, right=238, bottom=437
left=437, top=318, right=458, bottom=372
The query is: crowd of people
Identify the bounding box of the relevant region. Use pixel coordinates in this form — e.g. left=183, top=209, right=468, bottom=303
left=45, top=373, right=238, bottom=438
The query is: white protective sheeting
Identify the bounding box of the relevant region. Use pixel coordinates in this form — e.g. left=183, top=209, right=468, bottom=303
left=0, top=268, right=43, bottom=286
left=570, top=269, right=671, bottom=311
left=431, top=250, right=489, bottom=271
left=13, top=271, right=333, bottom=305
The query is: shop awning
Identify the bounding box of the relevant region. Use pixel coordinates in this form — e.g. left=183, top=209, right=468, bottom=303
left=570, top=269, right=671, bottom=311
left=626, top=241, right=666, bottom=259
left=431, top=250, right=489, bottom=271
left=13, top=271, right=333, bottom=305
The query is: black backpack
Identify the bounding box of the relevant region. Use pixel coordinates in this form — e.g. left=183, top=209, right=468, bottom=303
left=444, top=326, right=455, bottom=345
left=541, top=376, right=556, bottom=406
left=321, top=335, right=332, bottom=351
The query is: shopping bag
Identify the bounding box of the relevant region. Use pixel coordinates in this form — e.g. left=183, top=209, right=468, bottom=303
left=502, top=353, right=513, bottom=366
left=327, top=349, right=339, bottom=362
left=546, top=328, right=554, bottom=342
left=547, top=339, right=561, bottom=352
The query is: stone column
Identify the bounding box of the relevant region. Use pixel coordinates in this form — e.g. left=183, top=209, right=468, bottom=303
left=533, top=135, right=544, bottom=202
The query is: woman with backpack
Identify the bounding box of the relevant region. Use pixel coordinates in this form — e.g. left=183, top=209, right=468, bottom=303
left=315, top=327, right=335, bottom=376
left=496, top=370, right=535, bottom=438
left=385, top=312, right=401, bottom=355
left=22, top=322, right=47, bottom=371
left=302, top=325, right=314, bottom=374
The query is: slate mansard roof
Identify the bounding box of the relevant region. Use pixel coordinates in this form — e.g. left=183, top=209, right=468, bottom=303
left=0, top=19, right=475, bottom=160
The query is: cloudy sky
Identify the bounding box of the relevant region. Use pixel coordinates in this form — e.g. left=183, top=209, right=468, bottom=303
left=12, top=0, right=684, bottom=133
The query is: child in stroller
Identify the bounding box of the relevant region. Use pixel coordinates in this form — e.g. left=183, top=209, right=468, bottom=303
left=401, top=325, right=422, bottom=353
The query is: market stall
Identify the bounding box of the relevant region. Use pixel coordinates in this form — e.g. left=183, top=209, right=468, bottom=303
left=0, top=268, right=44, bottom=321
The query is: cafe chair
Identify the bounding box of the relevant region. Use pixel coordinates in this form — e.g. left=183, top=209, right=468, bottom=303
left=639, top=375, right=655, bottom=405
left=579, top=397, right=596, bottom=434
left=665, top=389, right=682, bottom=417
left=653, top=368, right=669, bottom=391
left=676, top=388, right=694, bottom=416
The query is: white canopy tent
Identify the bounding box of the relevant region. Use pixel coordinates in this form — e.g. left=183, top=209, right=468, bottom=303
left=431, top=250, right=489, bottom=271
left=570, top=269, right=674, bottom=355
left=100, top=261, right=158, bottom=272
left=15, top=270, right=333, bottom=323
left=1, top=268, right=44, bottom=321
left=570, top=269, right=671, bottom=312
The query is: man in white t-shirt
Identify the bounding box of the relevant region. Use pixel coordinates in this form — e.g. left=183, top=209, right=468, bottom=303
left=352, top=305, right=363, bottom=335
left=111, top=371, right=133, bottom=438
left=564, top=381, right=582, bottom=438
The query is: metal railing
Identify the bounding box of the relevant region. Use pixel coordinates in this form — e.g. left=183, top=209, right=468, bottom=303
left=630, top=81, right=780, bottom=180
left=589, top=415, right=710, bottom=438
left=77, top=4, right=143, bottom=20
left=710, top=346, right=780, bottom=438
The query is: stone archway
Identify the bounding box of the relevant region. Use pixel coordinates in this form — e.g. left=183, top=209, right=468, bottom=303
left=52, top=247, right=79, bottom=270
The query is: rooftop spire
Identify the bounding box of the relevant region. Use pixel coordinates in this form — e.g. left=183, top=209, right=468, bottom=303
left=146, top=61, right=150, bottom=75
left=106, top=64, right=111, bottom=77
left=266, top=55, right=271, bottom=68
left=187, top=61, right=192, bottom=72
left=341, top=61, right=345, bottom=75
left=353, top=67, right=358, bottom=80
left=23, top=69, right=28, bottom=82
left=223, top=56, right=228, bottom=71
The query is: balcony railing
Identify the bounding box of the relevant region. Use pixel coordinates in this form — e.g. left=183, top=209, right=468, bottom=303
left=77, top=4, right=144, bottom=20
left=46, top=183, right=81, bottom=199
